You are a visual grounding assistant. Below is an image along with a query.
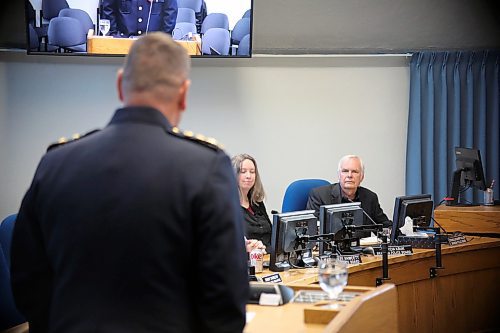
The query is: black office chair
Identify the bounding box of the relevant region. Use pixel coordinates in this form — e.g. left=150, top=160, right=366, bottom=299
left=28, top=23, right=40, bottom=51
left=42, top=0, right=69, bottom=21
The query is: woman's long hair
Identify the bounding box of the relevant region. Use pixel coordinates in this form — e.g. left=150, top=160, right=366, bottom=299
left=231, top=153, right=266, bottom=206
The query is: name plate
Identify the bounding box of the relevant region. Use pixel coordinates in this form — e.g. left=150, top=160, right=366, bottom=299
left=338, top=254, right=362, bottom=265
left=447, top=232, right=467, bottom=246
left=261, top=273, right=282, bottom=283
left=374, top=245, right=413, bottom=256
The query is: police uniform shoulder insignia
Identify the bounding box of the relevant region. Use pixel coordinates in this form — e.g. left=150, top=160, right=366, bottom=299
left=169, top=127, right=223, bottom=150
left=46, top=129, right=100, bottom=152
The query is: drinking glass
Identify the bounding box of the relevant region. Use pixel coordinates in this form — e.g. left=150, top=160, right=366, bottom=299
left=99, top=19, right=110, bottom=36
left=318, top=258, right=348, bottom=302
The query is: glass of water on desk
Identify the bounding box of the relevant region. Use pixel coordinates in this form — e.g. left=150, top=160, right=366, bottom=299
left=318, top=258, right=348, bottom=305
left=99, top=19, right=110, bottom=36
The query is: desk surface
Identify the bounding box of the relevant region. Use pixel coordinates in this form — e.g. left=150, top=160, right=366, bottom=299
left=245, top=285, right=396, bottom=333
left=257, top=236, right=500, bottom=286
left=256, top=237, right=500, bottom=332
left=434, top=204, right=500, bottom=234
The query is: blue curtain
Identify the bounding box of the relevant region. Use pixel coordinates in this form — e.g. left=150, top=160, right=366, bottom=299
left=406, top=51, right=500, bottom=204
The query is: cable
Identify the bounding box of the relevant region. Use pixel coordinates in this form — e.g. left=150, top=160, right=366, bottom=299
left=430, top=216, right=448, bottom=233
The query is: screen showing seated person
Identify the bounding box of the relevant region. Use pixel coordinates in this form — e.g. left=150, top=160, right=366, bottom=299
left=390, top=194, right=434, bottom=244
left=269, top=210, right=317, bottom=272
left=25, top=0, right=253, bottom=57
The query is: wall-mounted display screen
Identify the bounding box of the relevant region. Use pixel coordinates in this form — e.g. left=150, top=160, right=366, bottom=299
left=25, top=0, right=252, bottom=57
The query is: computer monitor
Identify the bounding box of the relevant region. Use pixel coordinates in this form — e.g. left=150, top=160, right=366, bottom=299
left=391, top=194, right=434, bottom=244
left=448, top=147, right=487, bottom=206
left=269, top=210, right=317, bottom=272
left=318, top=202, right=364, bottom=254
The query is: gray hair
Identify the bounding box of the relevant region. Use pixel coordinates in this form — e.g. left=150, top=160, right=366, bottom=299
left=231, top=154, right=266, bottom=205
left=337, top=155, right=365, bottom=176
left=121, top=32, right=191, bottom=101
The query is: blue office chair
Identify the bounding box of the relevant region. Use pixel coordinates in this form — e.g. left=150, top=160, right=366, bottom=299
left=176, top=7, right=196, bottom=24
left=58, top=8, right=94, bottom=51
left=177, top=0, right=202, bottom=12
left=201, top=13, right=229, bottom=34
left=47, top=16, right=87, bottom=53
left=59, top=8, right=94, bottom=35
left=201, top=28, right=230, bottom=55
left=231, top=18, right=250, bottom=46
left=0, top=214, right=26, bottom=331
left=281, top=179, right=331, bottom=213
left=172, top=22, right=198, bottom=40
left=0, top=214, right=17, bottom=266
left=237, top=33, right=250, bottom=56
left=242, top=9, right=251, bottom=18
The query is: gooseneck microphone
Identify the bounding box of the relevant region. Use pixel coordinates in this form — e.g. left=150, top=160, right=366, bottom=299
left=145, top=0, right=154, bottom=34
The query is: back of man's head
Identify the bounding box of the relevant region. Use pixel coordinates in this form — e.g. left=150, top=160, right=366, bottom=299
left=121, top=32, right=191, bottom=103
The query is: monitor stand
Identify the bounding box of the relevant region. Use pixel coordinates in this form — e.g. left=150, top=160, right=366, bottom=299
left=447, top=169, right=481, bottom=207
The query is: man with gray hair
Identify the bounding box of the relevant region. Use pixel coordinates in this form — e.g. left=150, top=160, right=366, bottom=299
left=11, top=33, right=248, bottom=333
left=306, top=155, right=390, bottom=230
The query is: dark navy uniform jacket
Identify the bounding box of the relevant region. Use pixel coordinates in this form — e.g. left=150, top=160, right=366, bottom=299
left=11, top=106, right=249, bottom=333
left=102, top=0, right=178, bottom=37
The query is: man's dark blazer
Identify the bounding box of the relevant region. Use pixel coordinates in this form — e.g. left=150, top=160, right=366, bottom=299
left=306, top=183, right=391, bottom=228
left=11, top=107, right=248, bottom=333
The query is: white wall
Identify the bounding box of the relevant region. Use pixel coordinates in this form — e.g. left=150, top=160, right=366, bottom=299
left=0, top=53, right=409, bottom=220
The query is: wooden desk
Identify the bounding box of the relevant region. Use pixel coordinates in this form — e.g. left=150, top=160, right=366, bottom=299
left=245, top=284, right=398, bottom=333
left=434, top=204, right=500, bottom=235
left=86, top=31, right=201, bottom=55
left=257, top=237, right=500, bottom=332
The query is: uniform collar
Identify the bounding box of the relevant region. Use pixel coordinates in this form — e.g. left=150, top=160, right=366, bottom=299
left=109, top=106, right=172, bottom=131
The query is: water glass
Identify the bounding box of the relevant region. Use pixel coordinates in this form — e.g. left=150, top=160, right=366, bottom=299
left=99, top=19, right=110, bottom=36
left=318, top=258, right=348, bottom=301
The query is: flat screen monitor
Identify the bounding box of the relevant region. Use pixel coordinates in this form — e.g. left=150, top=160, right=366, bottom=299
left=269, top=210, right=317, bottom=272
left=390, top=194, right=434, bottom=244
left=318, top=202, right=364, bottom=254
left=448, top=147, right=487, bottom=206
left=25, top=0, right=253, bottom=57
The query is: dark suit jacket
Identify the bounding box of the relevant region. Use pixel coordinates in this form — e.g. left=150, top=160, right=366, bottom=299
left=11, top=107, right=248, bottom=333
left=306, top=183, right=391, bottom=228
left=242, top=201, right=272, bottom=253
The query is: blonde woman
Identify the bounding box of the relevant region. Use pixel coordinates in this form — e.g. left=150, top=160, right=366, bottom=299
left=232, top=154, right=272, bottom=252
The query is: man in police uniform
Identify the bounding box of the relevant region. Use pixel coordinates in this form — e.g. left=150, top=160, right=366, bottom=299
left=102, top=0, right=178, bottom=37
left=11, top=33, right=248, bottom=333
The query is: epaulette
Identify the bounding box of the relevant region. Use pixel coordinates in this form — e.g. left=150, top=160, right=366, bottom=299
left=168, top=126, right=224, bottom=151
left=46, top=129, right=100, bottom=152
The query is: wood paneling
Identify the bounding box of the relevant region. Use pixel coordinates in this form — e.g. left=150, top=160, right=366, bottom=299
left=434, top=205, right=500, bottom=235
